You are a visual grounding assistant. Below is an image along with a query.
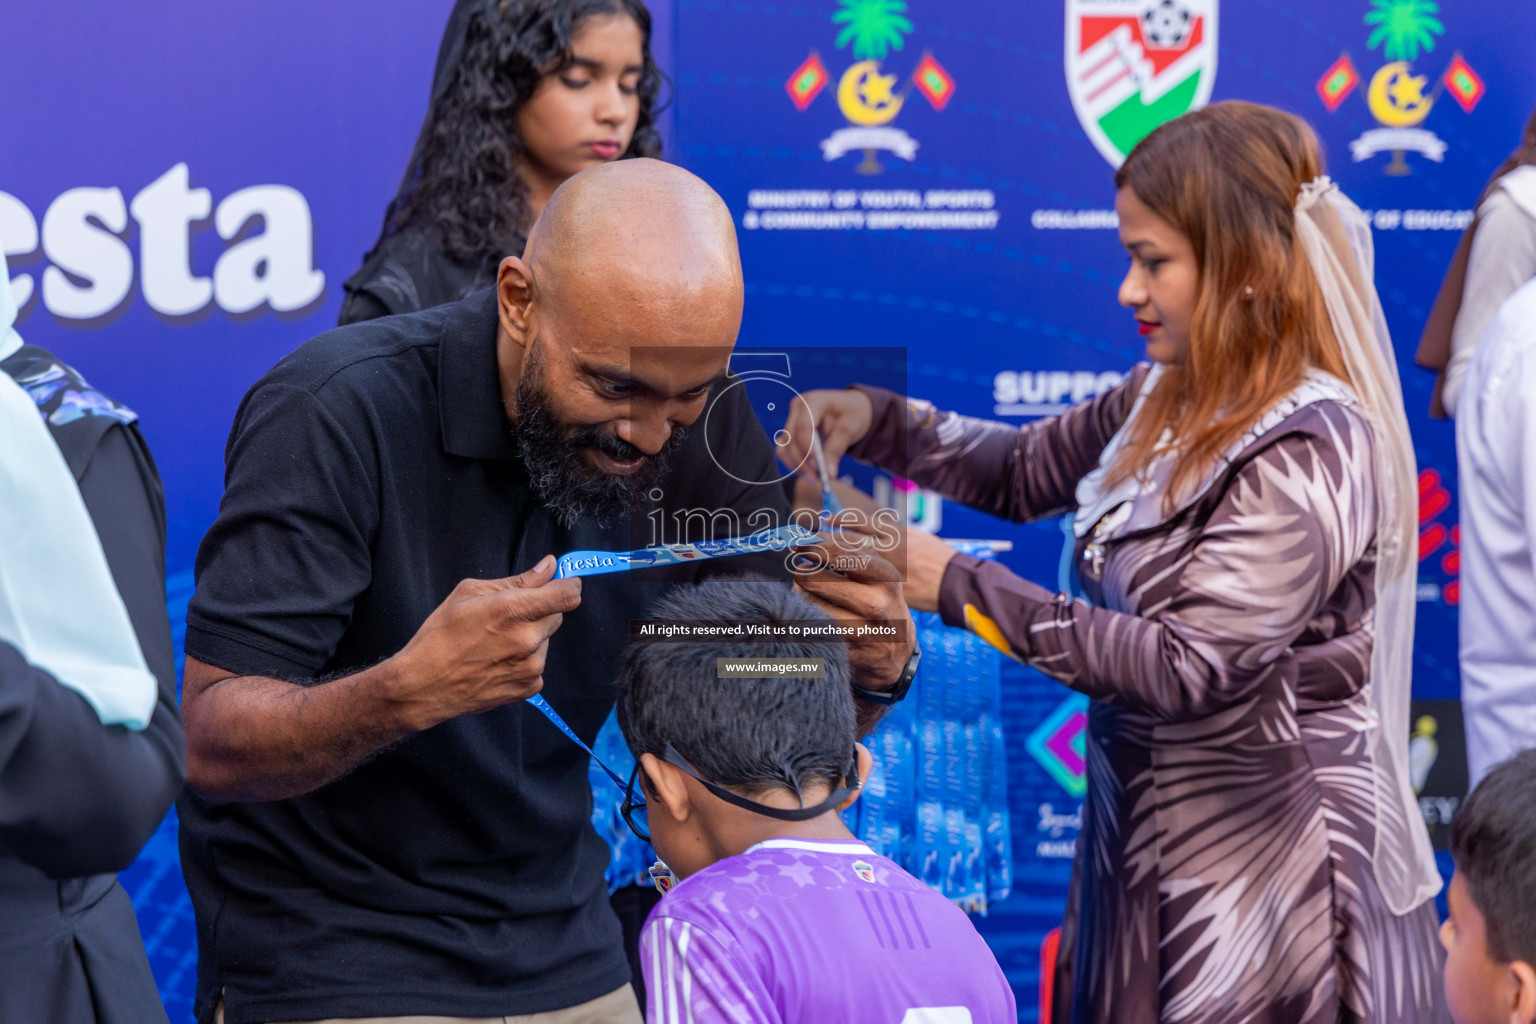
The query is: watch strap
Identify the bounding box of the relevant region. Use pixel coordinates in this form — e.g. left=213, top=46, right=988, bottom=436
left=852, top=635, right=921, bottom=705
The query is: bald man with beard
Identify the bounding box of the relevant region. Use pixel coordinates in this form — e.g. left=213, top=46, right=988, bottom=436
left=178, top=160, right=915, bottom=1024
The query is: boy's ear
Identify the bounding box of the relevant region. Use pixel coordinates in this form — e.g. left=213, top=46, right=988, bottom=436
left=837, top=743, right=875, bottom=813
left=640, top=753, right=694, bottom=823
left=1511, top=960, right=1536, bottom=1024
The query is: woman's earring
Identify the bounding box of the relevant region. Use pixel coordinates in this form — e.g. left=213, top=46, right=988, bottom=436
left=1243, top=285, right=1255, bottom=299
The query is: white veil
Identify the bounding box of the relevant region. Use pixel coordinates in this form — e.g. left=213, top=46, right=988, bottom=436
left=1294, top=177, right=1440, bottom=914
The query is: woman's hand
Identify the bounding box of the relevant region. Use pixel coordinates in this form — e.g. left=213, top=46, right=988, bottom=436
left=822, top=495, right=958, bottom=615
left=791, top=532, right=914, bottom=693
left=790, top=474, right=882, bottom=520
left=894, top=524, right=958, bottom=614
left=780, top=388, right=874, bottom=477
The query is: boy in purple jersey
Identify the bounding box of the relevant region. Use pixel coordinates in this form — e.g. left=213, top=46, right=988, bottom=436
left=616, top=578, right=1016, bottom=1024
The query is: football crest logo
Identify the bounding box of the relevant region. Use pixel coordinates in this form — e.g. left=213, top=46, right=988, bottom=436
left=852, top=859, right=877, bottom=883
left=649, top=860, right=677, bottom=895
left=1065, top=0, right=1219, bottom=167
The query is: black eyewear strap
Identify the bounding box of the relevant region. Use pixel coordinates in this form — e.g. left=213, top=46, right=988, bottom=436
left=621, top=742, right=861, bottom=842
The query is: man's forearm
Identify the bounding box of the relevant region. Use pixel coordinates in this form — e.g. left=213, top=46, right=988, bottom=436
left=183, top=656, right=421, bottom=803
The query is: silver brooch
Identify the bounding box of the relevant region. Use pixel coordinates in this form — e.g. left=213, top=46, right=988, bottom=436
left=1082, top=504, right=1131, bottom=579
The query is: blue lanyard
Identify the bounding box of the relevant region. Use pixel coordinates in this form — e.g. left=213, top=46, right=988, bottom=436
left=552, top=522, right=823, bottom=580
left=526, top=694, right=630, bottom=792
left=534, top=520, right=829, bottom=788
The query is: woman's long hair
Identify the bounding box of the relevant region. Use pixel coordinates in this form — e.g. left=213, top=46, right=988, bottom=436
left=1105, top=102, right=1352, bottom=506
left=383, top=0, right=665, bottom=268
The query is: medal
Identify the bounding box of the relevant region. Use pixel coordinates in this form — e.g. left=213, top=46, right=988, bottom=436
left=649, top=859, right=677, bottom=895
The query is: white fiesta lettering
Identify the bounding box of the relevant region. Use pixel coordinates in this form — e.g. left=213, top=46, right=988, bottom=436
left=1, top=163, right=325, bottom=323
left=567, top=556, right=617, bottom=570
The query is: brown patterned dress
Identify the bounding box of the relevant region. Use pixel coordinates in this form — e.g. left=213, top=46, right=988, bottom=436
left=848, top=367, right=1449, bottom=1024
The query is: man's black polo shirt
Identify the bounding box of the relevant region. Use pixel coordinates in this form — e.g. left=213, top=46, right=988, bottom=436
left=180, top=289, right=791, bottom=1024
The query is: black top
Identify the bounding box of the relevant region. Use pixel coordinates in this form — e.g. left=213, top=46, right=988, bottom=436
left=181, top=288, right=792, bottom=1024
left=0, top=347, right=183, bottom=1024
left=338, top=224, right=511, bottom=326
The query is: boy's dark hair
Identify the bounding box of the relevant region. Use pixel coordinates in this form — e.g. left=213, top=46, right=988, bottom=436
left=1450, top=748, right=1536, bottom=964
left=616, top=577, right=856, bottom=799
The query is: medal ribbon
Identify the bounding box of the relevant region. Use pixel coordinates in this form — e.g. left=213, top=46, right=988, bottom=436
left=533, top=521, right=829, bottom=782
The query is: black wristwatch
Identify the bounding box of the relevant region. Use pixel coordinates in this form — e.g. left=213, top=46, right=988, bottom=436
left=852, top=637, right=922, bottom=705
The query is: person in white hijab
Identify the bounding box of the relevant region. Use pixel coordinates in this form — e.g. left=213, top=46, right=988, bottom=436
left=1416, top=107, right=1536, bottom=785
left=1417, top=103, right=1536, bottom=418
left=1456, top=274, right=1536, bottom=785
left=0, top=244, right=184, bottom=1024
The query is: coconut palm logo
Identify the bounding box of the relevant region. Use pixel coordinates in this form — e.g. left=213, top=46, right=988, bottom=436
left=785, top=0, right=955, bottom=174
left=1364, top=0, right=1443, bottom=60
left=834, top=0, right=913, bottom=60
left=1315, top=0, right=1484, bottom=176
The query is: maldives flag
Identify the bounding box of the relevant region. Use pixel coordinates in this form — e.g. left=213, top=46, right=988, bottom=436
left=1065, top=0, right=1219, bottom=167
left=785, top=52, right=829, bottom=112
left=1316, top=54, right=1360, bottom=113
left=912, top=51, right=956, bottom=111
left=1442, top=54, right=1485, bottom=114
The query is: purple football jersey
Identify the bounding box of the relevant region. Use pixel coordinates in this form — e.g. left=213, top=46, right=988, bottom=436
left=640, top=838, right=1016, bottom=1024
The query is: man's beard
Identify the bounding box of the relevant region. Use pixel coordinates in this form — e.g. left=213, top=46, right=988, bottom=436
left=513, top=346, right=685, bottom=530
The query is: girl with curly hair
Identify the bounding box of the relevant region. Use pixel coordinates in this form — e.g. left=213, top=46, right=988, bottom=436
left=340, top=0, right=665, bottom=325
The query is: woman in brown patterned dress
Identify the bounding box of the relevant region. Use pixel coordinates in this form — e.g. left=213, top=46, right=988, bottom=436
left=785, top=102, right=1449, bottom=1023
